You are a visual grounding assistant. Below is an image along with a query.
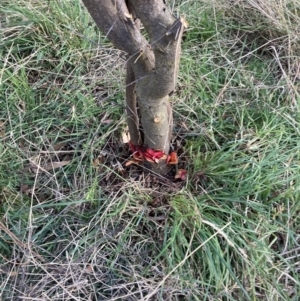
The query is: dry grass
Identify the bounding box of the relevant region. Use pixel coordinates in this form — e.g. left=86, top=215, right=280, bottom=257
left=0, top=0, right=300, bottom=300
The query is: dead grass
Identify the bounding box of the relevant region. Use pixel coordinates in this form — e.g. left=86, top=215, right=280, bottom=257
left=0, top=0, right=300, bottom=300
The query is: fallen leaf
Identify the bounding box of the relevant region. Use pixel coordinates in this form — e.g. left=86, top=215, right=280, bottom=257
left=133, top=153, right=144, bottom=161
left=125, top=159, right=140, bottom=166
left=93, top=157, right=103, bottom=167
left=175, top=169, right=187, bottom=181
left=167, top=152, right=178, bottom=164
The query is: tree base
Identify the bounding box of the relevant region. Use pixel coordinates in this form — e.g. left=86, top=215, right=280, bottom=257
left=143, top=159, right=171, bottom=176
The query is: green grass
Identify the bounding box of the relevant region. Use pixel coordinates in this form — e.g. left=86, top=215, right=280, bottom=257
left=1, top=0, right=300, bottom=300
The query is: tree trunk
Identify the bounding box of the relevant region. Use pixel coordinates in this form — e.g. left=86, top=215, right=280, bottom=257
left=82, top=0, right=185, bottom=175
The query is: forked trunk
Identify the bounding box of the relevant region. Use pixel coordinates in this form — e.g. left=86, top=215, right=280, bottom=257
left=82, top=0, right=185, bottom=175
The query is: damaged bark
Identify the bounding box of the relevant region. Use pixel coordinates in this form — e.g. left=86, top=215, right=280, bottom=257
left=82, top=0, right=186, bottom=175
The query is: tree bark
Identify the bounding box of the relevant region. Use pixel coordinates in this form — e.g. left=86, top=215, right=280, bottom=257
left=126, top=60, right=141, bottom=146
left=82, top=0, right=185, bottom=175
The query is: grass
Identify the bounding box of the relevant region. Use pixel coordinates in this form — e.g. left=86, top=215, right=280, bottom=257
left=0, top=0, right=300, bottom=300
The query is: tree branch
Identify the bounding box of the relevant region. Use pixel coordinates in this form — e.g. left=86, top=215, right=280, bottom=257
left=82, top=0, right=147, bottom=54
left=126, top=61, right=141, bottom=145
left=129, top=36, right=184, bottom=100
left=129, top=0, right=174, bottom=42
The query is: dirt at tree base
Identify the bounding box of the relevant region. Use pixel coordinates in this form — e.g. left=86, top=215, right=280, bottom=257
left=96, top=138, right=187, bottom=206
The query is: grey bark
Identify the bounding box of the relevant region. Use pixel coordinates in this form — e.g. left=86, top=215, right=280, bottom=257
left=82, top=0, right=185, bottom=174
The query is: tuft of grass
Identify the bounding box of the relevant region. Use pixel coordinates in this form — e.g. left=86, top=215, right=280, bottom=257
left=1, top=0, right=300, bottom=300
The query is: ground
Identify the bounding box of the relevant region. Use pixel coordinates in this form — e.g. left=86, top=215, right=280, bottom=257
left=0, top=0, right=299, bottom=300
